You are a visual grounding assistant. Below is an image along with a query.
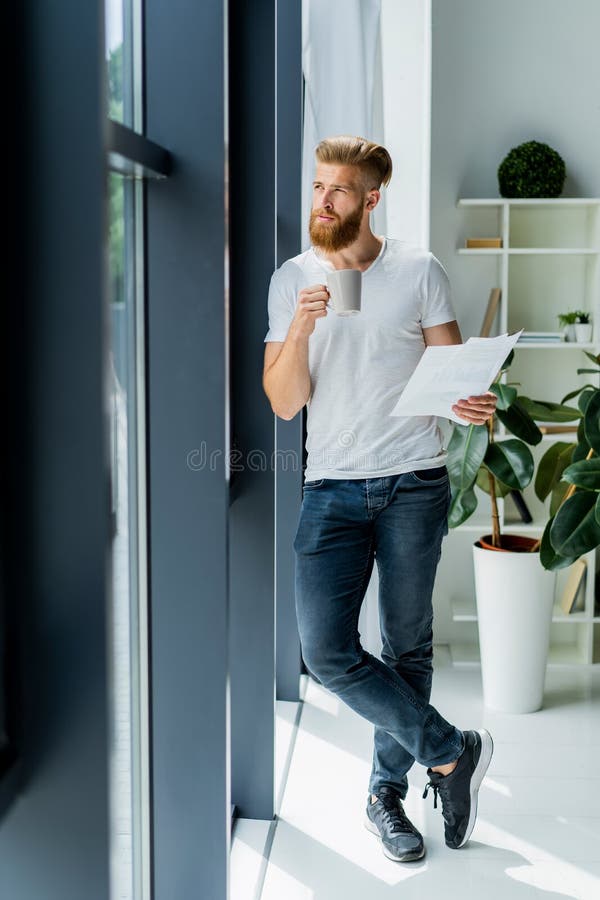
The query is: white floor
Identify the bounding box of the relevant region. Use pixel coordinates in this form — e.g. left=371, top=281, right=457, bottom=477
left=232, top=648, right=600, bottom=900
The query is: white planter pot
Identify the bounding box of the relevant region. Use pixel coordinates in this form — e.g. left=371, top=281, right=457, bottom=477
left=574, top=323, right=593, bottom=342
left=563, top=324, right=576, bottom=342
left=472, top=541, right=556, bottom=713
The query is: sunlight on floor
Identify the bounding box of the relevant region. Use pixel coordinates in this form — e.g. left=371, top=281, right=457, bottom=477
left=484, top=776, right=513, bottom=797
left=261, top=864, right=314, bottom=900
left=233, top=661, right=600, bottom=900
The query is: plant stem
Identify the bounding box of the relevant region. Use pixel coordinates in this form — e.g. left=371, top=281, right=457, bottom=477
left=487, top=417, right=501, bottom=547
left=529, top=446, right=595, bottom=552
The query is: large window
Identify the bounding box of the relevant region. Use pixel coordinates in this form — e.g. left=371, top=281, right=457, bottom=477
left=106, top=1, right=150, bottom=898
left=107, top=172, right=149, bottom=900
left=106, top=0, right=137, bottom=129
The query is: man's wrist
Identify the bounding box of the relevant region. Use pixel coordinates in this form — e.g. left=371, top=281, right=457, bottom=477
left=287, top=323, right=310, bottom=344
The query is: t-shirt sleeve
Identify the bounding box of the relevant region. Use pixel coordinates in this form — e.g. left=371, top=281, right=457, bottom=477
left=264, top=268, right=297, bottom=342
left=421, top=254, right=457, bottom=328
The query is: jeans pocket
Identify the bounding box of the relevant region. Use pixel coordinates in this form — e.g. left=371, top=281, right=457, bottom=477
left=303, top=478, right=326, bottom=490
left=409, top=465, right=448, bottom=485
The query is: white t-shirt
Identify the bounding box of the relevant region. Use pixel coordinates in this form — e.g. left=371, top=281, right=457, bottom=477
left=264, top=237, right=457, bottom=481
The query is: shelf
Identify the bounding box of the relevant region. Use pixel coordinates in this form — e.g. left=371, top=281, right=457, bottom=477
left=458, top=198, right=600, bottom=207
left=450, top=598, right=593, bottom=624
left=458, top=248, right=504, bottom=255
left=509, top=248, right=599, bottom=255
left=458, top=248, right=598, bottom=256
left=453, top=524, right=497, bottom=534
left=449, top=641, right=589, bottom=667
left=540, top=432, right=578, bottom=442
left=450, top=598, right=478, bottom=622
left=445, top=198, right=600, bottom=667
left=552, top=608, right=592, bottom=623
left=516, top=342, right=596, bottom=349
left=449, top=643, right=480, bottom=665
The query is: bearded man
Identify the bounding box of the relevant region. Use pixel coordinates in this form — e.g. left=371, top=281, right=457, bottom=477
left=262, top=135, right=495, bottom=863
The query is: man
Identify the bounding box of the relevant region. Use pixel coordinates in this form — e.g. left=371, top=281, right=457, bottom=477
left=262, top=135, right=495, bottom=863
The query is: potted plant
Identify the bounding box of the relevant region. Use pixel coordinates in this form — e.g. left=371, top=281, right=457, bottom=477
left=446, top=350, right=583, bottom=712
left=574, top=311, right=593, bottom=343
left=535, top=352, right=600, bottom=570
left=557, top=310, right=578, bottom=342
left=497, top=140, right=566, bottom=198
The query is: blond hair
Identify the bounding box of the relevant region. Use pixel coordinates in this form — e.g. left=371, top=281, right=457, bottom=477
left=315, top=135, right=393, bottom=190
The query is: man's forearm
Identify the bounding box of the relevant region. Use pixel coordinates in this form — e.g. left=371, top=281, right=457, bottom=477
left=263, top=329, right=312, bottom=420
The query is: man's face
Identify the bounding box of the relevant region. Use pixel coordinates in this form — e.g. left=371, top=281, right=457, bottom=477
left=309, top=163, right=370, bottom=252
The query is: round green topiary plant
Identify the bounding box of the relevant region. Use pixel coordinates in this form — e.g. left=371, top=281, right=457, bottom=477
left=498, top=140, right=566, bottom=198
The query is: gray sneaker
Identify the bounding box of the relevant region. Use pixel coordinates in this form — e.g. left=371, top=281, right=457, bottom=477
left=364, top=786, right=425, bottom=862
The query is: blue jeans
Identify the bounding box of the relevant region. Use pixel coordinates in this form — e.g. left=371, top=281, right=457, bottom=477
left=293, top=468, right=464, bottom=799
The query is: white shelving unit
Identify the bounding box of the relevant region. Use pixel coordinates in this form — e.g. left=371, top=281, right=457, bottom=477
left=440, top=198, right=600, bottom=667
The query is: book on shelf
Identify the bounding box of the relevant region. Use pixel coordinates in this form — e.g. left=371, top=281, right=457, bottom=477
left=517, top=331, right=566, bottom=343
left=479, top=288, right=502, bottom=337
left=560, top=558, right=587, bottom=615
left=538, top=423, right=578, bottom=435
left=465, top=237, right=503, bottom=248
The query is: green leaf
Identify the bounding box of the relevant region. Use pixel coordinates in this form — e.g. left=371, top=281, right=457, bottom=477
left=561, top=384, right=596, bottom=405
left=501, top=349, right=515, bottom=370
left=596, top=492, right=600, bottom=525
left=583, top=351, right=600, bottom=366
left=550, top=481, right=571, bottom=516
left=446, top=424, right=488, bottom=494
left=475, top=465, right=512, bottom=497
left=583, top=391, right=600, bottom=454
left=448, top=486, right=478, bottom=528
left=573, top=419, right=591, bottom=462
left=562, top=458, right=600, bottom=490
left=576, top=368, right=600, bottom=375
left=484, top=439, right=535, bottom=490
left=534, top=441, right=575, bottom=501
left=518, top=397, right=581, bottom=423
left=489, top=382, right=517, bottom=410
left=540, top=519, right=576, bottom=570
left=495, top=400, right=543, bottom=445
left=550, top=491, right=600, bottom=557
left=578, top=389, right=595, bottom=414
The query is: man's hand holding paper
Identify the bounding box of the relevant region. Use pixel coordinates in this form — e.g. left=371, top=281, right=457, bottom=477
left=390, top=331, right=522, bottom=425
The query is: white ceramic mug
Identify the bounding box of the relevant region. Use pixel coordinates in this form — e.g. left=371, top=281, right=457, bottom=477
left=326, top=269, right=361, bottom=316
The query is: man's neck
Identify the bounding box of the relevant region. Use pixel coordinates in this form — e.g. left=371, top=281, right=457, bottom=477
left=314, top=229, right=384, bottom=272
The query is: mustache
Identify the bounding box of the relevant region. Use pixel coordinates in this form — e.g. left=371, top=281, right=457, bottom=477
left=312, top=208, right=340, bottom=220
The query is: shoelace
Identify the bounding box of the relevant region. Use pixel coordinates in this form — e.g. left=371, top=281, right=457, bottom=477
left=422, top=780, right=441, bottom=809
left=378, top=796, right=415, bottom=834
left=423, top=777, right=460, bottom=830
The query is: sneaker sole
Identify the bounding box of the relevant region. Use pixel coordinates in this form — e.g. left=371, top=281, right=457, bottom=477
left=363, top=815, right=425, bottom=862
left=456, top=728, right=494, bottom=848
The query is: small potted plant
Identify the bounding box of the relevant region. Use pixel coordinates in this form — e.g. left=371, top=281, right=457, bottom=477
left=557, top=311, right=578, bottom=342
left=574, top=311, right=593, bottom=343
left=497, top=140, right=566, bottom=198
left=446, top=349, right=582, bottom=713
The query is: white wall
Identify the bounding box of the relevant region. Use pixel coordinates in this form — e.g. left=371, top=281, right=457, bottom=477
left=430, top=0, right=600, bottom=338
left=380, top=0, right=431, bottom=248
left=429, top=0, right=600, bottom=643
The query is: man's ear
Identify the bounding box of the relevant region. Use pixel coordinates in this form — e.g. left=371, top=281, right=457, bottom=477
left=366, top=189, right=380, bottom=210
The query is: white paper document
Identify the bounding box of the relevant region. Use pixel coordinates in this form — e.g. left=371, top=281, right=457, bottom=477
left=390, top=331, right=523, bottom=425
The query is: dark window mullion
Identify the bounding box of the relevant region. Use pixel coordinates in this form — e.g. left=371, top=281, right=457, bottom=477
left=107, top=120, right=172, bottom=178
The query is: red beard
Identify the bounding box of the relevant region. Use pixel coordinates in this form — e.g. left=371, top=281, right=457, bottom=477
left=309, top=198, right=364, bottom=252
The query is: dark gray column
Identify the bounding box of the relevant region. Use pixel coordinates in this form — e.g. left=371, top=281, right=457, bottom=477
left=145, top=1, right=230, bottom=897
left=275, top=0, right=304, bottom=702
left=228, top=0, right=277, bottom=819
left=0, top=2, right=111, bottom=898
